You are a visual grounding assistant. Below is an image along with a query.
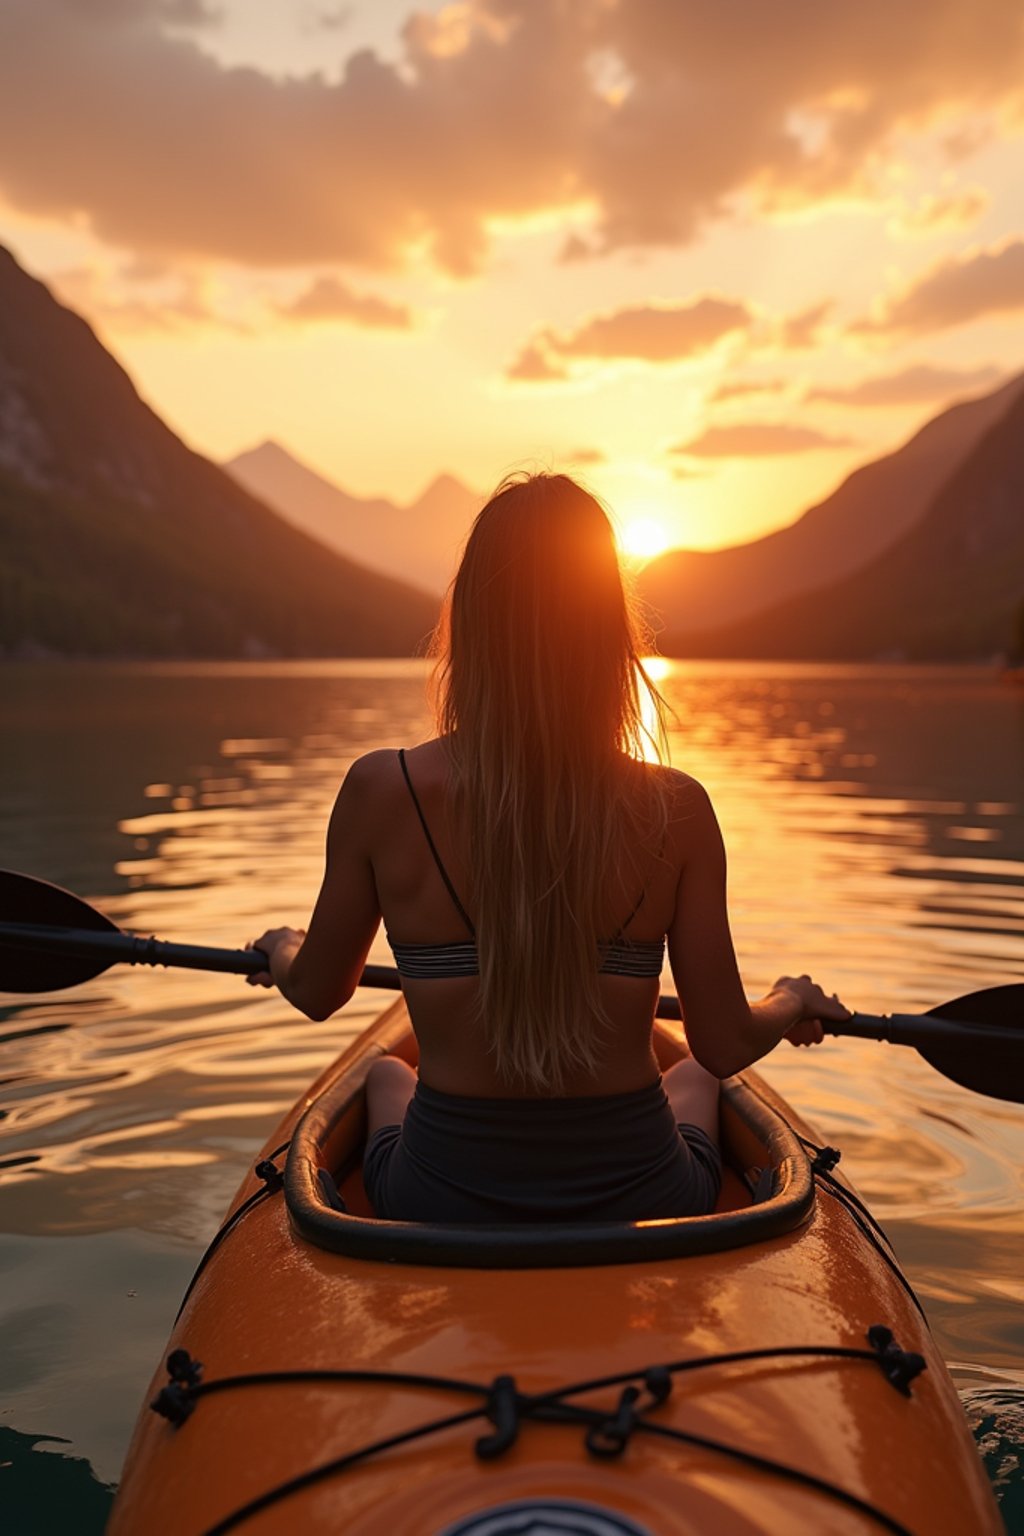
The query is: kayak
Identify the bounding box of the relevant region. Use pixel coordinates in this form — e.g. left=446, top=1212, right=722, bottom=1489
left=108, top=1000, right=1001, bottom=1536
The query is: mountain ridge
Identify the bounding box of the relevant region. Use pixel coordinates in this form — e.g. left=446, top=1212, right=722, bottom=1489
left=224, top=441, right=481, bottom=595
left=638, top=372, right=1024, bottom=638
left=0, top=246, right=440, bottom=658
left=664, top=385, right=1024, bottom=661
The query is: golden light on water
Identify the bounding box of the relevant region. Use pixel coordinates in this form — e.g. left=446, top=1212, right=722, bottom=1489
left=637, top=656, right=673, bottom=761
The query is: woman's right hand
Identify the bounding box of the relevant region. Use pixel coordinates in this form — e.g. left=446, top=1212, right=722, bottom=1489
left=244, top=926, right=306, bottom=988
left=770, top=974, right=851, bottom=1047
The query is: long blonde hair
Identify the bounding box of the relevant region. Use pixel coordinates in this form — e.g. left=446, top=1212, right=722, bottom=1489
left=433, top=472, right=669, bottom=1092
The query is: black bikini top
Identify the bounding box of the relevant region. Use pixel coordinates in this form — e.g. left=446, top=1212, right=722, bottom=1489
left=388, top=749, right=666, bottom=980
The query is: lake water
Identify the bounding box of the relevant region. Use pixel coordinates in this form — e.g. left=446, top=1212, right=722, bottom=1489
left=1, top=659, right=1022, bottom=1531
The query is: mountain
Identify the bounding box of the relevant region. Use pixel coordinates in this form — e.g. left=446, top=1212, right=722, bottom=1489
left=638, top=373, right=1024, bottom=638
left=668, top=385, right=1024, bottom=660
left=0, top=247, right=440, bottom=658
left=224, top=442, right=481, bottom=596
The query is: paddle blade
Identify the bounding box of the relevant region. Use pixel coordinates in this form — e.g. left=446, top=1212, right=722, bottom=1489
left=0, top=870, right=119, bottom=992
left=924, top=985, right=1024, bottom=1102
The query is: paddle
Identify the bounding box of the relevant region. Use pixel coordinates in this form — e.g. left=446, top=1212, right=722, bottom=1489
left=0, top=870, right=1020, bottom=1102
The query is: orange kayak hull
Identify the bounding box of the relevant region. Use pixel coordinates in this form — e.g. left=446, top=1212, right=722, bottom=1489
left=109, top=1002, right=1001, bottom=1536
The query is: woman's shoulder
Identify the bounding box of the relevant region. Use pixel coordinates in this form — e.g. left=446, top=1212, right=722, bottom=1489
left=327, top=746, right=423, bottom=850
left=632, top=763, right=720, bottom=863
left=632, top=759, right=714, bottom=814
left=335, top=748, right=396, bottom=799
left=343, top=747, right=400, bottom=780
left=336, top=741, right=446, bottom=805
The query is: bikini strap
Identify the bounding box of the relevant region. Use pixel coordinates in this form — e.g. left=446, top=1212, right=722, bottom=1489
left=397, top=749, right=476, bottom=937
left=611, top=823, right=670, bottom=939
left=612, top=887, right=646, bottom=940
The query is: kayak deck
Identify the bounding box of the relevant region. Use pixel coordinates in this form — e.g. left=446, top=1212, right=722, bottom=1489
left=108, top=1001, right=1003, bottom=1536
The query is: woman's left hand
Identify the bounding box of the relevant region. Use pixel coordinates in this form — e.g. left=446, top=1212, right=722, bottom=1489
left=245, top=927, right=306, bottom=988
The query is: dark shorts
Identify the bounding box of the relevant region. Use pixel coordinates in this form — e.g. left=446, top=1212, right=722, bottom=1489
left=363, top=1078, right=722, bottom=1224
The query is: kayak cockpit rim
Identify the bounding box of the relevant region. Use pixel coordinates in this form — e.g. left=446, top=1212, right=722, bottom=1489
left=282, top=1005, right=817, bottom=1269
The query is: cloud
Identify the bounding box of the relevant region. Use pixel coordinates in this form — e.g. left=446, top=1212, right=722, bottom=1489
left=891, top=187, right=988, bottom=237
left=506, top=296, right=753, bottom=380
left=58, top=258, right=416, bottom=334
left=0, top=0, right=1021, bottom=274
left=580, top=1, right=1024, bottom=252
left=851, top=239, right=1024, bottom=337
left=506, top=342, right=569, bottom=382
left=52, top=263, right=415, bottom=336
left=806, top=361, right=1005, bottom=407
left=276, top=274, right=413, bottom=327
left=672, top=422, right=857, bottom=458
left=558, top=232, right=597, bottom=263
left=314, top=6, right=352, bottom=30
left=778, top=301, right=832, bottom=351
left=117, top=255, right=178, bottom=284
left=0, top=0, right=589, bottom=275
left=941, top=122, right=996, bottom=162
left=564, top=446, right=606, bottom=464
left=160, top=0, right=221, bottom=22
left=49, top=263, right=242, bottom=332
left=710, top=377, right=789, bottom=402
left=83, top=0, right=220, bottom=20
left=553, top=298, right=753, bottom=362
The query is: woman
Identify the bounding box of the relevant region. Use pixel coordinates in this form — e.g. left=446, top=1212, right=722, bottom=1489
left=248, top=473, right=849, bottom=1223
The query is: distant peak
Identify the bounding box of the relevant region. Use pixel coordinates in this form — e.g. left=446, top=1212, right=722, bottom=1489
left=233, top=438, right=293, bottom=462
left=411, top=470, right=478, bottom=508
left=421, top=470, right=463, bottom=494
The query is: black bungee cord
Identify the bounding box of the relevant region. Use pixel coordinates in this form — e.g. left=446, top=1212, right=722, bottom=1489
left=151, top=1327, right=926, bottom=1536
left=793, top=1132, right=931, bottom=1325
left=173, top=1140, right=291, bottom=1323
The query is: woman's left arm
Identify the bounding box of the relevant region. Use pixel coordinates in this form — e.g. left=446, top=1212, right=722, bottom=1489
left=248, top=756, right=384, bottom=1021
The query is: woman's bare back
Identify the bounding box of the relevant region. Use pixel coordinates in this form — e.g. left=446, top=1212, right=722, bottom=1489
left=365, top=740, right=690, bottom=1097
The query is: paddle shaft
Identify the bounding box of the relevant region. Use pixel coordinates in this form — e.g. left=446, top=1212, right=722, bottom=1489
left=0, top=920, right=404, bottom=989
left=649, top=988, right=1014, bottom=1047
left=0, top=919, right=1015, bottom=1053
left=0, top=921, right=273, bottom=977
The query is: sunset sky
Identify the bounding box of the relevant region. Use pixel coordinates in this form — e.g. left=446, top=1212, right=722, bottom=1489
left=2, top=0, right=1023, bottom=553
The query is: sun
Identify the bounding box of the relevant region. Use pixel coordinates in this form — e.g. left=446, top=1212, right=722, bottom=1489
left=619, top=517, right=671, bottom=562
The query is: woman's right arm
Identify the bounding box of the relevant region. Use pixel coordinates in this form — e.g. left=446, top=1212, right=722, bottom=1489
left=666, top=778, right=849, bottom=1078
left=246, top=753, right=386, bottom=1021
